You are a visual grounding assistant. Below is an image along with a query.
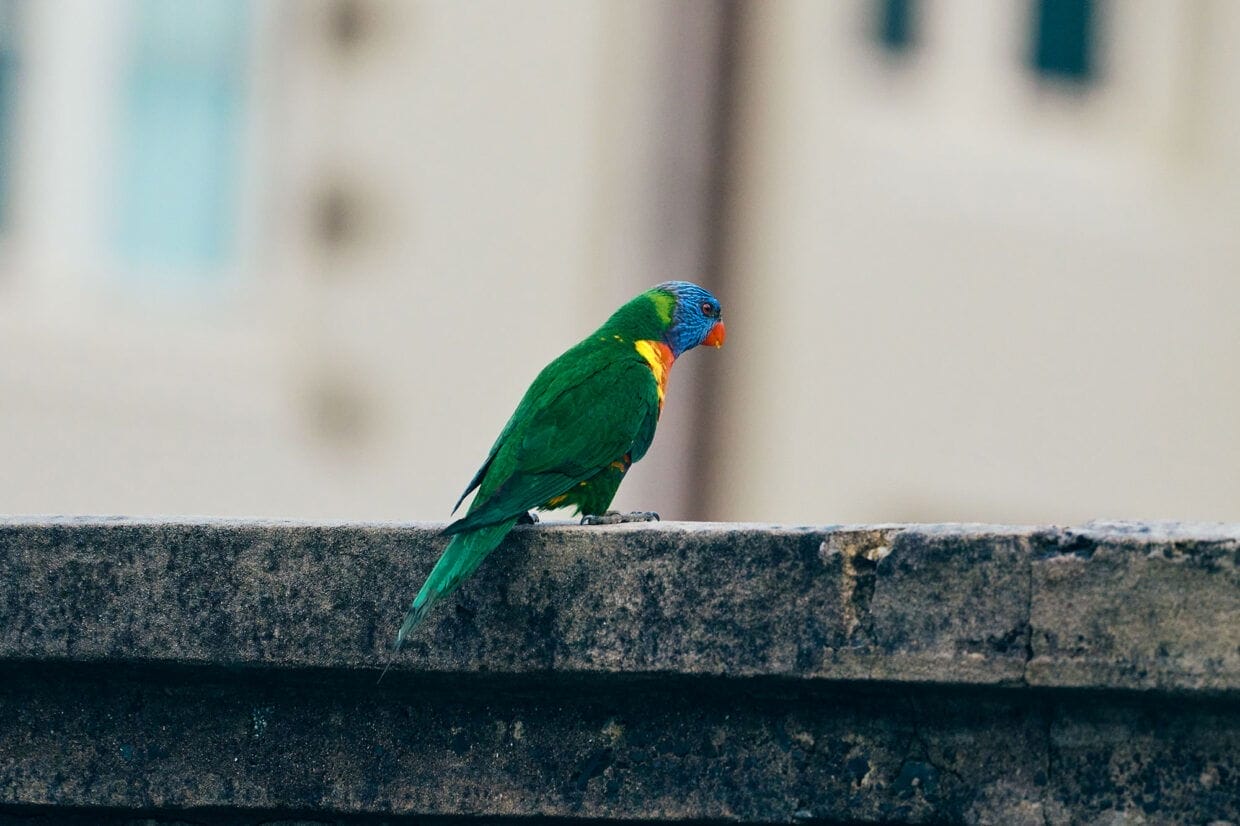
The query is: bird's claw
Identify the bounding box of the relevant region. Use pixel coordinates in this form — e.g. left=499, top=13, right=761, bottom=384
left=516, top=511, right=540, bottom=526
left=580, top=510, right=660, bottom=525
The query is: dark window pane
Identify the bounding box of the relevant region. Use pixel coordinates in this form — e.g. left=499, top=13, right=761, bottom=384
left=875, top=0, right=917, bottom=53
left=1031, top=0, right=1095, bottom=82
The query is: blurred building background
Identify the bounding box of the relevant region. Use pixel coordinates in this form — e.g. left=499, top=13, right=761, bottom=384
left=0, top=0, right=1237, bottom=525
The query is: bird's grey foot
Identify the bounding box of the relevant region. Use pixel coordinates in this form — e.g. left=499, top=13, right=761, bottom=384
left=580, top=510, right=660, bottom=525
left=516, top=511, right=540, bottom=526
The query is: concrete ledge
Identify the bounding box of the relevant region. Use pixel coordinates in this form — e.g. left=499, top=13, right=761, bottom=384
left=1, top=518, right=1238, bottom=824
left=3, top=517, right=1237, bottom=691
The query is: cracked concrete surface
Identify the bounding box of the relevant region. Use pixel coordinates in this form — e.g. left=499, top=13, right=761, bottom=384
left=0, top=517, right=1237, bottom=824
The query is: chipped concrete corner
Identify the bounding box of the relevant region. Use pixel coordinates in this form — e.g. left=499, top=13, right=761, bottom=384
left=0, top=517, right=1237, bottom=824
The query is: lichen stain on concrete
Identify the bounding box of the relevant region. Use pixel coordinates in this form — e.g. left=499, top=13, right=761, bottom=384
left=600, top=717, right=624, bottom=744
left=251, top=706, right=270, bottom=738
left=820, top=529, right=897, bottom=638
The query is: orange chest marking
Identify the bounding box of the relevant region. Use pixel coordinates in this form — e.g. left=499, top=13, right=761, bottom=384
left=634, top=339, right=674, bottom=409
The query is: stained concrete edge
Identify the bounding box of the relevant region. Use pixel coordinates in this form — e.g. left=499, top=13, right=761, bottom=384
left=1, top=518, right=1236, bottom=693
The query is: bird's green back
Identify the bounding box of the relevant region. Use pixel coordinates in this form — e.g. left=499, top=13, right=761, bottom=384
left=446, top=291, right=674, bottom=532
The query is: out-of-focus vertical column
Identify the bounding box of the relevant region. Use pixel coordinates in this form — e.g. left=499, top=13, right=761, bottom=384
left=595, top=0, right=741, bottom=521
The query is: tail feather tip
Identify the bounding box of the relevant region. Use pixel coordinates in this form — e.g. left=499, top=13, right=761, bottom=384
left=376, top=601, right=432, bottom=685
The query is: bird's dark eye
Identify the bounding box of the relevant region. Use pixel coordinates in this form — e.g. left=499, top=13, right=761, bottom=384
left=700, top=302, right=714, bottom=317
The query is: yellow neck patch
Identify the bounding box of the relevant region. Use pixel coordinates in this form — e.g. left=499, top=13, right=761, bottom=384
left=634, top=339, right=675, bottom=409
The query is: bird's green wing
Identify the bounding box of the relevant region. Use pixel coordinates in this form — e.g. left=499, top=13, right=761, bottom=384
left=444, top=350, right=658, bottom=535
left=449, top=352, right=604, bottom=514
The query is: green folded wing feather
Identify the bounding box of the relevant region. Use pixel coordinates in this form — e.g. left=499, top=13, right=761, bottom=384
left=386, top=343, right=658, bottom=670
left=445, top=345, right=659, bottom=534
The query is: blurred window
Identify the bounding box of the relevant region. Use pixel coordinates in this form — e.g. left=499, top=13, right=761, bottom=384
left=1030, top=0, right=1095, bottom=82
left=114, top=0, right=251, bottom=271
left=875, top=0, right=918, bottom=54
left=0, top=1, right=19, bottom=229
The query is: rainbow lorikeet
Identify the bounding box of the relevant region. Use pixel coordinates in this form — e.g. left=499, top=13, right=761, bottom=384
left=383, top=281, right=725, bottom=671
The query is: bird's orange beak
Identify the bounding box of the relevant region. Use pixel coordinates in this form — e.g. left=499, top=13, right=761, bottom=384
left=704, top=321, right=726, bottom=348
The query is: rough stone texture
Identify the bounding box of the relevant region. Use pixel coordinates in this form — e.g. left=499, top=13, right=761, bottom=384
left=3, top=518, right=1042, bottom=683
left=1, top=517, right=1238, bottom=824
left=1029, top=521, right=1240, bottom=693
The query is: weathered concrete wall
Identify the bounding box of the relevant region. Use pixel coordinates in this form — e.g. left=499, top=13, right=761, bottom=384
left=0, top=518, right=1237, bottom=824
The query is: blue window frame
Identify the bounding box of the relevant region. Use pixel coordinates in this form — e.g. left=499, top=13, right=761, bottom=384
left=114, top=0, right=251, bottom=272
left=0, top=1, right=20, bottom=229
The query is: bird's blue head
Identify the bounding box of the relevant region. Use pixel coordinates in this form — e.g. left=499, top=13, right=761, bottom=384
left=652, top=280, right=726, bottom=358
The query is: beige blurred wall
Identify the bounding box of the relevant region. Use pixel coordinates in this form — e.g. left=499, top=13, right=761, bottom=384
left=713, top=0, right=1240, bottom=524
left=0, top=0, right=719, bottom=520
left=4, top=0, right=1238, bottom=527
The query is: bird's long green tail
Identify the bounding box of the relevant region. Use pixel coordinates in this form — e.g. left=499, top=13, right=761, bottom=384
left=378, top=519, right=516, bottom=682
